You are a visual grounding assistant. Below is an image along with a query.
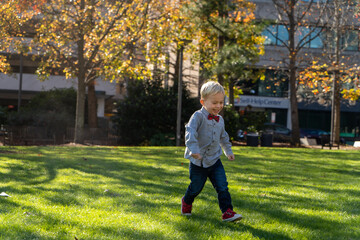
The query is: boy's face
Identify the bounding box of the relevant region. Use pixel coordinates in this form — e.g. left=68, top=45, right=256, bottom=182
left=200, top=92, right=224, bottom=116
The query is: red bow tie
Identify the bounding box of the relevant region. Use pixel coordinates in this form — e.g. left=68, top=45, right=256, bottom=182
left=208, top=114, right=219, bottom=122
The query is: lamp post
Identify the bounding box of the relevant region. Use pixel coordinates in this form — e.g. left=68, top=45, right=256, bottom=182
left=176, top=39, right=191, bottom=146
left=330, top=74, right=335, bottom=148
left=17, top=53, right=23, bottom=112
left=329, top=65, right=341, bottom=148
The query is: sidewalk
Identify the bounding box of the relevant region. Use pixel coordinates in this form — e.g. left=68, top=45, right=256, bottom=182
left=232, top=140, right=359, bottom=150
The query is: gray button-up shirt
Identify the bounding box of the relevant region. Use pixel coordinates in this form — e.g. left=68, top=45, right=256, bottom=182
left=184, top=107, right=233, bottom=168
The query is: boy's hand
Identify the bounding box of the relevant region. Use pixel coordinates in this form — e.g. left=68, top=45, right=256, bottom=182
left=191, top=153, right=202, bottom=160
left=227, top=154, right=235, bottom=161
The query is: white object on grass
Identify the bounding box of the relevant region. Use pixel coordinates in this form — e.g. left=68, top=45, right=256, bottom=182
left=0, top=192, right=10, bottom=197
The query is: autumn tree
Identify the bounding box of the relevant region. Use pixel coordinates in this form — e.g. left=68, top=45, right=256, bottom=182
left=1, top=0, right=46, bottom=57
left=0, top=0, right=39, bottom=73
left=141, top=0, right=198, bottom=89
left=184, top=0, right=264, bottom=106
left=298, top=0, right=360, bottom=145
left=136, top=0, right=264, bottom=108
left=34, top=0, right=152, bottom=143
left=265, top=0, right=329, bottom=146
left=0, top=2, right=16, bottom=73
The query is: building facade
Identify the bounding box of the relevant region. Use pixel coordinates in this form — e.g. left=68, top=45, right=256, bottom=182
left=234, top=0, right=360, bottom=138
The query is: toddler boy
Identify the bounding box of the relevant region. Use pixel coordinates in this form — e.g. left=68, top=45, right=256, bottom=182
left=181, top=81, right=242, bottom=222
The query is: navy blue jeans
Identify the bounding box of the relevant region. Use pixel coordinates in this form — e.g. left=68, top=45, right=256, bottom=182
left=183, top=159, right=233, bottom=213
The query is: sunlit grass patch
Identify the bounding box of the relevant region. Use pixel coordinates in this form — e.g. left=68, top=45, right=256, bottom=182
left=0, top=146, right=359, bottom=239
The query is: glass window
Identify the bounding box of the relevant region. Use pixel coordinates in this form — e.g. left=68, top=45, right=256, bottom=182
left=258, top=70, right=289, bottom=97
left=301, top=0, right=327, bottom=2
left=320, top=29, right=359, bottom=51
left=237, top=79, right=258, bottom=95
left=263, top=25, right=277, bottom=45
left=295, top=26, right=324, bottom=49
left=295, top=26, right=310, bottom=47
left=236, top=69, right=289, bottom=98
left=262, top=25, right=288, bottom=46
left=343, top=30, right=359, bottom=51
left=310, top=28, right=324, bottom=48
left=322, top=29, right=336, bottom=49
left=277, top=25, right=289, bottom=46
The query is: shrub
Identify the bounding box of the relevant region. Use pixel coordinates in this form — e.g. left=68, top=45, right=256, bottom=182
left=238, top=110, right=267, bottom=133
left=149, top=133, right=175, bottom=146
left=0, top=106, right=7, bottom=125
left=7, top=88, right=76, bottom=136
left=112, top=78, right=199, bottom=145
left=223, top=105, right=240, bottom=140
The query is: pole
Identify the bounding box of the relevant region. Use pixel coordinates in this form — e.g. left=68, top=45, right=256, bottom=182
left=330, top=74, right=335, bottom=148
left=17, top=53, right=23, bottom=112
left=176, top=45, right=184, bottom=146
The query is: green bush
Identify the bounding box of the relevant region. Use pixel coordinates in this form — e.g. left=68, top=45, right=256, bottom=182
left=112, top=78, right=199, bottom=145
left=7, top=88, right=76, bottom=136
left=223, top=105, right=240, bottom=140
left=239, top=109, right=267, bottom=133
left=0, top=106, right=7, bottom=125
left=223, top=105, right=268, bottom=140
left=149, top=133, right=175, bottom=146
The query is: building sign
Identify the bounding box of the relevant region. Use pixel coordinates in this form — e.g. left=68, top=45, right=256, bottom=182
left=234, top=95, right=290, bottom=109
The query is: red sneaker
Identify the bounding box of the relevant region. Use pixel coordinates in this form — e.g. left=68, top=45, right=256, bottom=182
left=181, top=197, right=192, bottom=216
left=222, top=208, right=242, bottom=222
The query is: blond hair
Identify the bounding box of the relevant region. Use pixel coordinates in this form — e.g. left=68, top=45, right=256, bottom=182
left=200, top=81, right=225, bottom=99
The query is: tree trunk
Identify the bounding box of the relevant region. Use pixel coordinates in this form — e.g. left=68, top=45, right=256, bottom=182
left=217, top=0, right=227, bottom=87
left=229, top=79, right=235, bottom=109
left=289, top=62, right=300, bottom=146
left=333, top=73, right=341, bottom=145
left=174, top=48, right=180, bottom=91
left=87, top=80, right=98, bottom=128
left=74, top=0, right=86, bottom=144
left=217, top=35, right=225, bottom=87
left=75, top=73, right=86, bottom=144
left=288, top=0, right=300, bottom=146
left=332, top=0, right=341, bottom=145
left=198, top=59, right=205, bottom=99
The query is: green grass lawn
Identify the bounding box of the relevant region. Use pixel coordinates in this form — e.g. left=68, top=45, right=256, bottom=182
left=0, top=146, right=359, bottom=240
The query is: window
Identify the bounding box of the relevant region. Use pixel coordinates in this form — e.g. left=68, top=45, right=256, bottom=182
left=310, top=28, right=324, bottom=48
left=295, top=26, right=324, bottom=49
left=237, top=69, right=289, bottom=98
left=262, top=25, right=288, bottom=46
left=264, top=24, right=360, bottom=51
left=258, top=70, right=289, bottom=98
left=264, top=24, right=326, bottom=49
left=263, top=25, right=277, bottom=45
left=295, top=26, right=310, bottom=47
left=277, top=25, right=289, bottom=45
left=322, top=29, right=359, bottom=51
left=342, top=30, right=359, bottom=51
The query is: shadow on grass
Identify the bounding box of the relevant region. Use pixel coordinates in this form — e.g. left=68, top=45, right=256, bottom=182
left=0, top=225, right=53, bottom=240
left=234, top=193, right=359, bottom=240
left=228, top=147, right=360, bottom=189
left=0, top=197, right=20, bottom=214
left=0, top=146, right=359, bottom=239
left=175, top=212, right=294, bottom=240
